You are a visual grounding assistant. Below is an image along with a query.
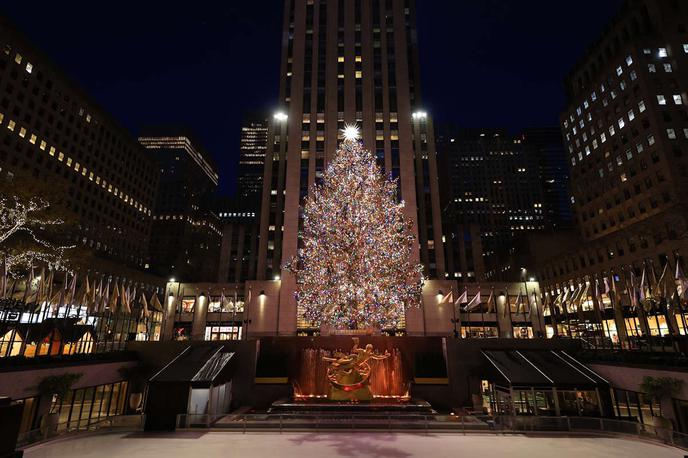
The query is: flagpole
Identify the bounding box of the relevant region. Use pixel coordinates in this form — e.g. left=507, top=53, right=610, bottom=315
left=492, top=287, right=501, bottom=337
left=506, top=286, right=514, bottom=338
left=674, top=252, right=688, bottom=336
left=480, top=286, right=486, bottom=337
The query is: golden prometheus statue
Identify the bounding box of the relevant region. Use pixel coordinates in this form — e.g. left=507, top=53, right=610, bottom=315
left=322, top=337, right=390, bottom=401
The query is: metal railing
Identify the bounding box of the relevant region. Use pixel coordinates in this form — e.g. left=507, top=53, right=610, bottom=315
left=17, top=414, right=145, bottom=448
left=176, top=412, right=688, bottom=449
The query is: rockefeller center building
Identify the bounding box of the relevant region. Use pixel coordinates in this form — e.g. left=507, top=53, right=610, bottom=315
left=255, top=0, right=446, bottom=334
left=536, top=0, right=688, bottom=344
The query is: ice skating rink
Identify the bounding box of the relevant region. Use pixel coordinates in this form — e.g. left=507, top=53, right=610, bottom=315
left=22, top=431, right=683, bottom=458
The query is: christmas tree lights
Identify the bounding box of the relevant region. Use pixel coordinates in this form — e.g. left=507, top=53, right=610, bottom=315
left=285, top=130, right=423, bottom=330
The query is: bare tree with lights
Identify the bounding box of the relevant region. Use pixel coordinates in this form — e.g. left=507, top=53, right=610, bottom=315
left=284, top=126, right=423, bottom=330
left=0, top=172, right=74, bottom=277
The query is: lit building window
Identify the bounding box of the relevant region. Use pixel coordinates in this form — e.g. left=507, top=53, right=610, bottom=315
left=7, top=120, right=15, bottom=131
left=673, top=94, right=683, bottom=105
left=618, top=118, right=625, bottom=129
left=667, top=128, right=677, bottom=140
left=616, top=66, right=622, bottom=76
left=664, top=63, right=673, bottom=72
left=25, top=62, right=32, bottom=73
left=14, top=53, right=21, bottom=64
left=684, top=44, right=688, bottom=53
left=19, top=127, right=26, bottom=138
left=657, top=95, right=667, bottom=105
left=638, top=100, right=646, bottom=112
left=658, top=47, right=668, bottom=57
left=648, top=134, right=655, bottom=146
left=628, top=109, right=635, bottom=121
left=648, top=64, right=656, bottom=73
left=626, top=55, right=633, bottom=66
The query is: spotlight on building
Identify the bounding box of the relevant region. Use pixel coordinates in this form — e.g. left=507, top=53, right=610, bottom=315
left=529, top=276, right=536, bottom=282
left=274, top=275, right=281, bottom=281
left=437, top=290, right=444, bottom=301
left=169, top=277, right=176, bottom=282
left=259, top=290, right=266, bottom=297
left=273, top=111, right=288, bottom=122
left=412, top=111, right=427, bottom=119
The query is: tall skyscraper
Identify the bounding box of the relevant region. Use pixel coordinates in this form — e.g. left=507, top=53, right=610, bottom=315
left=216, top=198, right=259, bottom=284
left=237, top=113, right=268, bottom=200
left=0, top=18, right=158, bottom=269
left=436, top=127, right=545, bottom=280
left=537, top=0, right=688, bottom=342
left=256, top=0, right=444, bottom=333
left=139, top=130, right=221, bottom=282
left=520, top=128, right=573, bottom=230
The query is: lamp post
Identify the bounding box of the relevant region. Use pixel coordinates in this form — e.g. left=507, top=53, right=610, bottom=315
left=521, top=268, right=531, bottom=337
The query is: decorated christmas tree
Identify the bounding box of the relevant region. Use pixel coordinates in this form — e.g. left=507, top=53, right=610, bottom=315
left=285, top=125, right=423, bottom=330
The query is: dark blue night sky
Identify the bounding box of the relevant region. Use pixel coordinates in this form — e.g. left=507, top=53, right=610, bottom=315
left=2, top=0, right=623, bottom=194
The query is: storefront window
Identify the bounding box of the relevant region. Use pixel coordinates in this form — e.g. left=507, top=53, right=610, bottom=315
left=204, top=325, right=242, bottom=341
left=0, top=329, right=23, bottom=357
left=181, top=297, right=195, bottom=313
left=512, top=326, right=533, bottom=339
left=48, top=381, right=128, bottom=432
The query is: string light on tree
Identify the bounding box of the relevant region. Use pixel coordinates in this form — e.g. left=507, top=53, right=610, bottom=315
left=284, top=128, right=423, bottom=330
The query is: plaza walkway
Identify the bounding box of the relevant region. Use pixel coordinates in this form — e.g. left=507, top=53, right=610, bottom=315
left=23, top=431, right=683, bottom=458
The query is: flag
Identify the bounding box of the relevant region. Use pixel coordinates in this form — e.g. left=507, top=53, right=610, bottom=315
left=122, top=284, right=132, bottom=314
left=514, top=291, right=523, bottom=314
left=21, top=266, right=35, bottom=304
left=552, top=290, right=563, bottom=314
left=65, top=272, right=77, bottom=306
left=43, top=270, right=55, bottom=311
left=639, top=268, right=647, bottom=301
left=107, top=281, right=120, bottom=311
left=486, top=288, right=495, bottom=313
left=676, top=260, right=688, bottom=299
left=628, top=270, right=638, bottom=309
left=527, top=292, right=536, bottom=318
left=91, top=277, right=99, bottom=312
left=31, top=268, right=46, bottom=310
left=438, top=290, right=453, bottom=305
left=0, top=257, right=6, bottom=300
left=150, top=292, right=163, bottom=312
left=464, top=289, right=482, bottom=312
left=577, top=282, right=590, bottom=310
left=454, top=288, right=468, bottom=306
left=141, top=290, right=150, bottom=318
left=75, top=275, right=89, bottom=309
left=568, top=284, right=581, bottom=313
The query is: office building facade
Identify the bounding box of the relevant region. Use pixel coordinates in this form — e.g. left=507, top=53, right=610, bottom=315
left=255, top=0, right=445, bottom=334
left=0, top=18, right=158, bottom=268
left=139, top=131, right=221, bottom=282
left=538, top=0, right=688, bottom=343
left=237, top=113, right=268, bottom=200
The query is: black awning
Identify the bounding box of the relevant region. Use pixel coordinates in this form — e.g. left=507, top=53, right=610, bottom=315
left=150, top=345, right=235, bottom=387
left=482, top=349, right=608, bottom=390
